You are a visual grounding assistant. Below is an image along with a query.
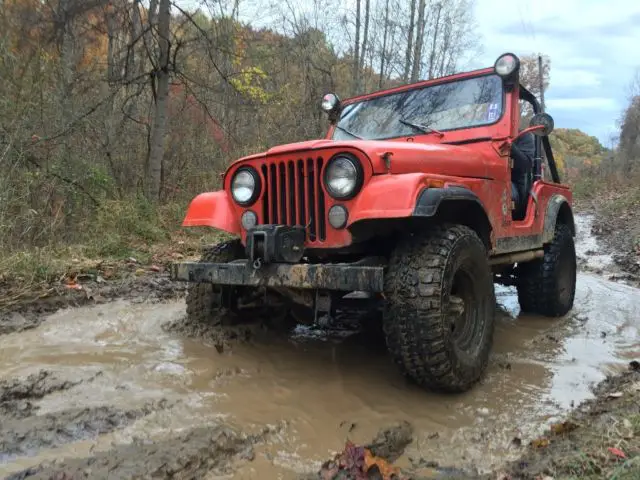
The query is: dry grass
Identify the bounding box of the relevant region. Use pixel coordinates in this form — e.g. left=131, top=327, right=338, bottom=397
left=499, top=371, right=640, bottom=480
left=0, top=199, right=227, bottom=308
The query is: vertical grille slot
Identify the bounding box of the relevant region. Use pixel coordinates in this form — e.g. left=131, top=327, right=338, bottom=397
left=261, top=165, right=269, bottom=223
left=307, top=158, right=317, bottom=241
left=316, top=157, right=326, bottom=241
left=288, top=162, right=296, bottom=225
left=269, top=164, right=278, bottom=223
left=297, top=160, right=306, bottom=228
left=278, top=163, right=287, bottom=224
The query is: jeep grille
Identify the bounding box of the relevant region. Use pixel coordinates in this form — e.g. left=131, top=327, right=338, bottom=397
left=260, top=157, right=326, bottom=242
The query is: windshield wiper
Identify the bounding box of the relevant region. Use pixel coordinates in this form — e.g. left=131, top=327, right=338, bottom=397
left=399, top=119, right=444, bottom=138
left=333, top=125, right=363, bottom=139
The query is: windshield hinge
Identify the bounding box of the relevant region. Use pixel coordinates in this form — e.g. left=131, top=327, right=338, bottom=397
left=381, top=152, right=393, bottom=172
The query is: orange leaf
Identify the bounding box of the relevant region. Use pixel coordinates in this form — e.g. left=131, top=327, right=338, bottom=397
left=363, top=448, right=401, bottom=480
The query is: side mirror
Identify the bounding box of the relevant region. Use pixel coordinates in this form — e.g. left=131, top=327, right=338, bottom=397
left=321, top=93, right=342, bottom=123
left=529, top=113, right=554, bottom=136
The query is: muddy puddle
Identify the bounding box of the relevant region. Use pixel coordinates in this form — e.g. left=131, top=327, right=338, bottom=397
left=1, top=214, right=639, bottom=478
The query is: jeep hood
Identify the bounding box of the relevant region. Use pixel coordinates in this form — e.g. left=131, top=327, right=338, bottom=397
left=232, top=138, right=496, bottom=179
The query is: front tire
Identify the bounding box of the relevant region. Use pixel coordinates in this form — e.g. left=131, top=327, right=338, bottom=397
left=383, top=224, right=496, bottom=393
left=185, top=239, right=246, bottom=331
left=184, top=239, right=298, bottom=338
left=516, top=223, right=576, bottom=317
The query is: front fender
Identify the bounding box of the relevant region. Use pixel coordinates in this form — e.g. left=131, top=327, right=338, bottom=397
left=346, top=173, right=431, bottom=226
left=182, top=191, right=241, bottom=235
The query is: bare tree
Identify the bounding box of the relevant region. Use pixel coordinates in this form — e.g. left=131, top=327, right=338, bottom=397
left=359, top=0, right=370, bottom=90
left=353, top=0, right=361, bottom=93
left=379, top=0, right=390, bottom=88
left=403, top=0, right=416, bottom=81
left=410, top=0, right=425, bottom=82
left=147, top=0, right=170, bottom=202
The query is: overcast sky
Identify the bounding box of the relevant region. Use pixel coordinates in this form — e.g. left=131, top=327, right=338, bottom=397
left=177, top=0, right=639, bottom=146
left=473, top=0, right=640, bottom=146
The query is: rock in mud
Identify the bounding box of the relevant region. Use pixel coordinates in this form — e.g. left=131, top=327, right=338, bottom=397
left=0, top=312, right=41, bottom=336
left=8, top=423, right=276, bottom=480
left=162, top=313, right=261, bottom=347
left=365, top=421, right=414, bottom=463
left=0, top=401, right=168, bottom=461
left=0, top=370, right=87, bottom=419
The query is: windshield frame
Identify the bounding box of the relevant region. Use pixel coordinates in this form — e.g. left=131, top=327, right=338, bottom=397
left=329, top=71, right=507, bottom=142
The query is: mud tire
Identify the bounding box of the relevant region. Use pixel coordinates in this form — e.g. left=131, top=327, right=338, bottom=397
left=382, top=224, right=496, bottom=393
left=185, top=239, right=245, bottom=327
left=516, top=223, right=576, bottom=317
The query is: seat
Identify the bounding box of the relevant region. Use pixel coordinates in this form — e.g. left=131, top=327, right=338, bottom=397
left=511, top=132, right=535, bottom=220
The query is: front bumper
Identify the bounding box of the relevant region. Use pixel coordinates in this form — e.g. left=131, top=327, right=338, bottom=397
left=169, top=261, right=385, bottom=292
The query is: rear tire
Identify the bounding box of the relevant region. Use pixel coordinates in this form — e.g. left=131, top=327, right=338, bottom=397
left=516, top=223, right=576, bottom=317
left=382, top=224, right=496, bottom=393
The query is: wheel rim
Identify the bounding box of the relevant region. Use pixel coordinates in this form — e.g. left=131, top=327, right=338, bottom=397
left=448, top=267, right=482, bottom=353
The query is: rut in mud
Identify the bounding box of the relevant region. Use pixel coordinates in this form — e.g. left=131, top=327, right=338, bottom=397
left=0, top=213, right=638, bottom=479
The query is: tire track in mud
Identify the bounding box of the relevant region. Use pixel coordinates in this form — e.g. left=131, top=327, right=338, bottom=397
left=5, top=423, right=283, bottom=480
left=0, top=370, right=171, bottom=470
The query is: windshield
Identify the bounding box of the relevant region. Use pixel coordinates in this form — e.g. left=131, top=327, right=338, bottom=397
left=331, top=74, right=504, bottom=141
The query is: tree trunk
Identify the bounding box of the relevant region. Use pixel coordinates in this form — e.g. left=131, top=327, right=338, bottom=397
left=147, top=0, right=170, bottom=202
left=379, top=0, right=390, bottom=88
left=410, top=0, right=426, bottom=82
left=427, top=3, right=442, bottom=79
left=359, top=0, right=370, bottom=90
left=58, top=0, right=74, bottom=131
left=403, top=0, right=416, bottom=82
left=353, top=0, right=361, bottom=94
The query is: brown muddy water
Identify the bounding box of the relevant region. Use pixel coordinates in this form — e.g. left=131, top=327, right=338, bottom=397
left=1, top=214, right=639, bottom=479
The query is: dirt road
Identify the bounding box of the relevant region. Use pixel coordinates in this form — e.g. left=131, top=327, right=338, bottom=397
left=1, top=214, right=638, bottom=479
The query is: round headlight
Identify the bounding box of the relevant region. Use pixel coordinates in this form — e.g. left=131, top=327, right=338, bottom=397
left=324, top=154, right=363, bottom=200
left=231, top=167, right=260, bottom=205
left=494, top=53, right=520, bottom=77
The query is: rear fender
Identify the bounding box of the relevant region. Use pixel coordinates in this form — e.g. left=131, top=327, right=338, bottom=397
left=543, top=194, right=575, bottom=243
left=182, top=191, right=241, bottom=235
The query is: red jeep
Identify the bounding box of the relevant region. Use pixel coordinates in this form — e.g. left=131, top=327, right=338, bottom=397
left=170, top=53, right=577, bottom=393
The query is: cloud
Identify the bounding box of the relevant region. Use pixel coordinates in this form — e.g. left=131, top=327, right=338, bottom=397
left=546, top=97, right=618, bottom=110
left=473, top=0, right=640, bottom=144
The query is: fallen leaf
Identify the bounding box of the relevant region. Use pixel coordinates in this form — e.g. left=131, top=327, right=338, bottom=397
left=127, top=257, right=138, bottom=264
left=135, top=268, right=146, bottom=276
left=65, top=283, right=82, bottom=290
left=363, top=448, right=401, bottom=479
left=150, top=265, right=161, bottom=272
left=608, top=391, right=623, bottom=398
left=530, top=437, right=550, bottom=448
left=608, top=447, right=626, bottom=459
left=549, top=421, right=578, bottom=435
